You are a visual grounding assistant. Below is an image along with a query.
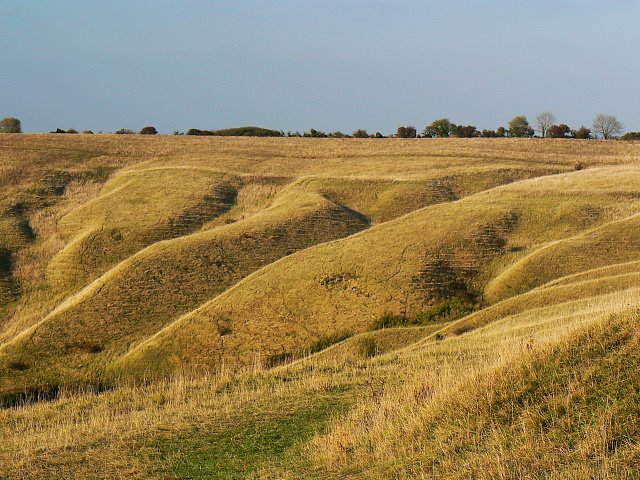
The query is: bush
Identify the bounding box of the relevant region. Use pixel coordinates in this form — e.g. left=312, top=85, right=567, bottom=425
left=83, top=130, right=94, bottom=134
left=413, top=297, right=476, bottom=324
left=371, top=298, right=477, bottom=330
left=115, top=128, right=135, bottom=134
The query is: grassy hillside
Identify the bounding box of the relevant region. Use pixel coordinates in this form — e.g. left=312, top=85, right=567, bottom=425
left=1, top=135, right=640, bottom=478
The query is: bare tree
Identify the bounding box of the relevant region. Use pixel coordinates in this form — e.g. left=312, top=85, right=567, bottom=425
left=536, top=111, right=556, bottom=138
left=592, top=114, right=624, bottom=139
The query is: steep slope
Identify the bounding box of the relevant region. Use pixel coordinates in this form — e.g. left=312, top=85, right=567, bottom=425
left=292, top=304, right=640, bottom=479
left=116, top=166, right=640, bottom=376
left=0, top=184, right=371, bottom=395
left=47, top=168, right=238, bottom=291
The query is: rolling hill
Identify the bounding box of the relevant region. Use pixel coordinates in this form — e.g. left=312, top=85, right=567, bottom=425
left=1, top=134, right=640, bottom=479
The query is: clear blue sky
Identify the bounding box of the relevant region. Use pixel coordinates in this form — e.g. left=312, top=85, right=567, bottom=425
left=1, top=0, right=638, bottom=134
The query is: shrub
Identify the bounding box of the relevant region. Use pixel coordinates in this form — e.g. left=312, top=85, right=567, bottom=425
left=413, top=297, right=476, bottom=324
left=83, top=130, right=94, bottom=134
left=371, top=298, right=477, bottom=331
left=115, top=128, right=135, bottom=134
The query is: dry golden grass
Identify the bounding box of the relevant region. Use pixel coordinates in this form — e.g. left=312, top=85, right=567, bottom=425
left=1, top=135, right=640, bottom=478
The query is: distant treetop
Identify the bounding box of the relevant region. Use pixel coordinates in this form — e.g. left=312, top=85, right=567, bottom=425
left=186, top=126, right=283, bottom=137
left=0, top=117, right=22, bottom=133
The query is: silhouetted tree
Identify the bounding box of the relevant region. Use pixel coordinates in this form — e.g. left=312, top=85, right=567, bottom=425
left=140, top=126, right=158, bottom=135
left=329, top=131, right=349, bottom=138
left=571, top=126, right=592, bottom=139
left=496, top=126, right=507, bottom=137
left=352, top=129, right=369, bottom=138
left=0, top=117, right=21, bottom=133
left=481, top=129, right=497, bottom=138
left=592, top=114, right=623, bottom=139
left=396, top=126, right=417, bottom=138
left=304, top=129, right=328, bottom=138
left=451, top=124, right=480, bottom=138
left=547, top=124, right=571, bottom=138
left=508, top=116, right=534, bottom=137
left=536, top=111, right=556, bottom=138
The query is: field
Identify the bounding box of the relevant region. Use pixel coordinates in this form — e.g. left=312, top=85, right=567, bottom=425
left=1, top=134, right=640, bottom=478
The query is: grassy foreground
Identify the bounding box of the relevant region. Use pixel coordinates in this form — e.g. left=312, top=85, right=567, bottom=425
left=1, top=135, right=640, bottom=478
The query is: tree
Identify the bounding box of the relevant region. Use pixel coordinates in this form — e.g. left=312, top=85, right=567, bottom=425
left=547, top=124, right=571, bottom=138
left=572, top=126, right=592, bottom=140
left=0, top=117, right=21, bottom=133
left=140, top=126, right=158, bottom=135
left=396, top=126, right=417, bottom=138
left=451, top=124, right=480, bottom=138
left=508, top=115, right=534, bottom=138
left=592, top=114, right=623, bottom=139
left=496, top=126, right=507, bottom=137
left=304, top=128, right=327, bottom=138
left=621, top=132, right=640, bottom=141
left=536, top=111, right=556, bottom=138
left=424, top=118, right=452, bottom=138
left=352, top=129, right=369, bottom=138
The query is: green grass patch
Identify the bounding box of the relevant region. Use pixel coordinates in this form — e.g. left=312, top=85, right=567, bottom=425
left=150, top=395, right=347, bottom=479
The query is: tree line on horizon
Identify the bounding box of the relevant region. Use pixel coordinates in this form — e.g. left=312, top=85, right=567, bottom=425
left=2, top=113, right=639, bottom=140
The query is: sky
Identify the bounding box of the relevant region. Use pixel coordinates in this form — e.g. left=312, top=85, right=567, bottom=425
left=1, top=0, right=639, bottom=134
